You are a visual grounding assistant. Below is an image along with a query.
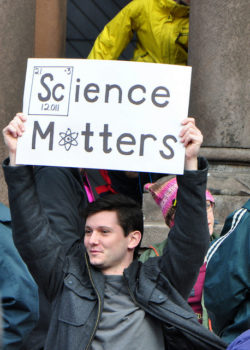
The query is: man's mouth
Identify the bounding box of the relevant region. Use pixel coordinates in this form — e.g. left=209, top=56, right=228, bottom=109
left=90, top=250, right=103, bottom=254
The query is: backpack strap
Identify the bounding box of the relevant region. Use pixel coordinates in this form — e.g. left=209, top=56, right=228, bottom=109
left=148, top=245, right=160, bottom=257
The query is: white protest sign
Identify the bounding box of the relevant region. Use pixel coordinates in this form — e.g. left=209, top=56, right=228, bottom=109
left=17, top=59, right=192, bottom=174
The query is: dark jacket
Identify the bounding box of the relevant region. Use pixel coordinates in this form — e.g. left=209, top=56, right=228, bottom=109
left=3, top=158, right=227, bottom=350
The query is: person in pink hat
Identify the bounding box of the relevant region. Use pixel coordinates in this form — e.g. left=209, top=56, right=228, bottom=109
left=140, top=176, right=215, bottom=328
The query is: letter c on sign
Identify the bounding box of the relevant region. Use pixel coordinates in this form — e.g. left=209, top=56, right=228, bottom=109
left=128, top=85, right=146, bottom=105
left=52, top=83, right=65, bottom=102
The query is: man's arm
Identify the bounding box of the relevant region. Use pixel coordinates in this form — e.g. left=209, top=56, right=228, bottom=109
left=33, top=165, right=86, bottom=253
left=2, top=112, right=26, bottom=166
left=180, top=117, right=203, bottom=171
left=3, top=113, right=88, bottom=252
left=2, top=160, right=66, bottom=300
left=158, top=118, right=209, bottom=299
left=2, top=114, right=80, bottom=300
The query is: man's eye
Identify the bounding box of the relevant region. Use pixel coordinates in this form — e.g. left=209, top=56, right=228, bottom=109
left=85, top=230, right=92, bottom=236
left=102, top=230, right=110, bottom=235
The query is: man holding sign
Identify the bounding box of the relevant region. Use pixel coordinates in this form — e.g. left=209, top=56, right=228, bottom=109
left=2, top=113, right=226, bottom=349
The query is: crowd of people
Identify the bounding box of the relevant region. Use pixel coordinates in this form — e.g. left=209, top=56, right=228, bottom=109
left=0, top=0, right=249, bottom=349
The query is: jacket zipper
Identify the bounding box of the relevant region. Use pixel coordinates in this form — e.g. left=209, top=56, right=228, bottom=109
left=85, top=254, right=102, bottom=350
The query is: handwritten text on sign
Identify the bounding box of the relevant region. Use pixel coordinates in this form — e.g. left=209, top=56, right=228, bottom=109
left=17, top=59, right=192, bottom=174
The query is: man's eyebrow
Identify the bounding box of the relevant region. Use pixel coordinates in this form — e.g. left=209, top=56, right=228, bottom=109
left=99, top=226, right=112, bottom=230
left=85, top=225, right=112, bottom=230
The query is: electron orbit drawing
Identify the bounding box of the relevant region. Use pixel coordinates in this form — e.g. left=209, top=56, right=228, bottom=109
left=59, top=128, right=78, bottom=151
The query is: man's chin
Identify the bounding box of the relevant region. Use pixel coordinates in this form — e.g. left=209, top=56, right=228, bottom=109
left=89, top=256, right=104, bottom=268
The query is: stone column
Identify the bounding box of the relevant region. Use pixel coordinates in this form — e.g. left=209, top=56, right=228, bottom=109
left=0, top=0, right=36, bottom=206
left=0, top=0, right=67, bottom=206
left=35, top=0, right=67, bottom=58
left=188, top=0, right=250, bottom=230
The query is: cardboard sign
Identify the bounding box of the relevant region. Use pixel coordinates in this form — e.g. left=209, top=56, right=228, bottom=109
left=17, top=59, right=192, bottom=174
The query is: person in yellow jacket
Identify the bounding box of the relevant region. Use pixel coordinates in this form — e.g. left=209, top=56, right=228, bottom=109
left=88, top=0, right=190, bottom=65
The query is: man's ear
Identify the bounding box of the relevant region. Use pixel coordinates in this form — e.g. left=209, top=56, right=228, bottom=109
left=128, top=231, right=142, bottom=250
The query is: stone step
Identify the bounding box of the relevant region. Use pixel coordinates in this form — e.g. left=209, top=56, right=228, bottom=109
left=143, top=190, right=248, bottom=228
left=141, top=221, right=169, bottom=248
left=142, top=167, right=250, bottom=248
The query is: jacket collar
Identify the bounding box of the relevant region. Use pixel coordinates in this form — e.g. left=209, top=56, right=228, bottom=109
left=243, top=199, right=250, bottom=211
left=124, top=259, right=159, bottom=303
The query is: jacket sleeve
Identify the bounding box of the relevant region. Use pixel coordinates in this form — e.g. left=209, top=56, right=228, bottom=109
left=2, top=160, right=83, bottom=301
left=88, top=0, right=141, bottom=60
left=33, top=166, right=86, bottom=253
left=158, top=157, right=210, bottom=300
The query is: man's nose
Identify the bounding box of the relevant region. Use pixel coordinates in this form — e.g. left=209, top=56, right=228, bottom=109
left=89, top=231, right=99, bottom=245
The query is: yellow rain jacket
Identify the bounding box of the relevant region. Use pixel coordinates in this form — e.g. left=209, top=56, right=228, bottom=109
left=88, top=0, right=189, bottom=65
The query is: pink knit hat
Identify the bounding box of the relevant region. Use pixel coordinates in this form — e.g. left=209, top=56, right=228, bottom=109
left=145, top=177, right=214, bottom=227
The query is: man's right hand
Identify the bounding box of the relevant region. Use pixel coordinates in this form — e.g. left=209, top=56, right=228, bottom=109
left=2, top=113, right=27, bottom=166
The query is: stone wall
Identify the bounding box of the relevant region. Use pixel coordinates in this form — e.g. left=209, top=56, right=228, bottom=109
left=0, top=0, right=36, bottom=205
left=187, top=0, right=250, bottom=241
left=188, top=0, right=250, bottom=151
left=142, top=0, right=250, bottom=247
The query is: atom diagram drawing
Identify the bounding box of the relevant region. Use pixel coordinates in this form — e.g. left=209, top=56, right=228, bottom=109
left=59, top=128, right=78, bottom=151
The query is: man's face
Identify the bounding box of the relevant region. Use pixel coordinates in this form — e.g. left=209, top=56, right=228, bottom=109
left=84, top=211, right=133, bottom=275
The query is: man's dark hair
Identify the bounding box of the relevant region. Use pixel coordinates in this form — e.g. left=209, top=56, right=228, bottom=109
left=84, top=193, right=143, bottom=258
